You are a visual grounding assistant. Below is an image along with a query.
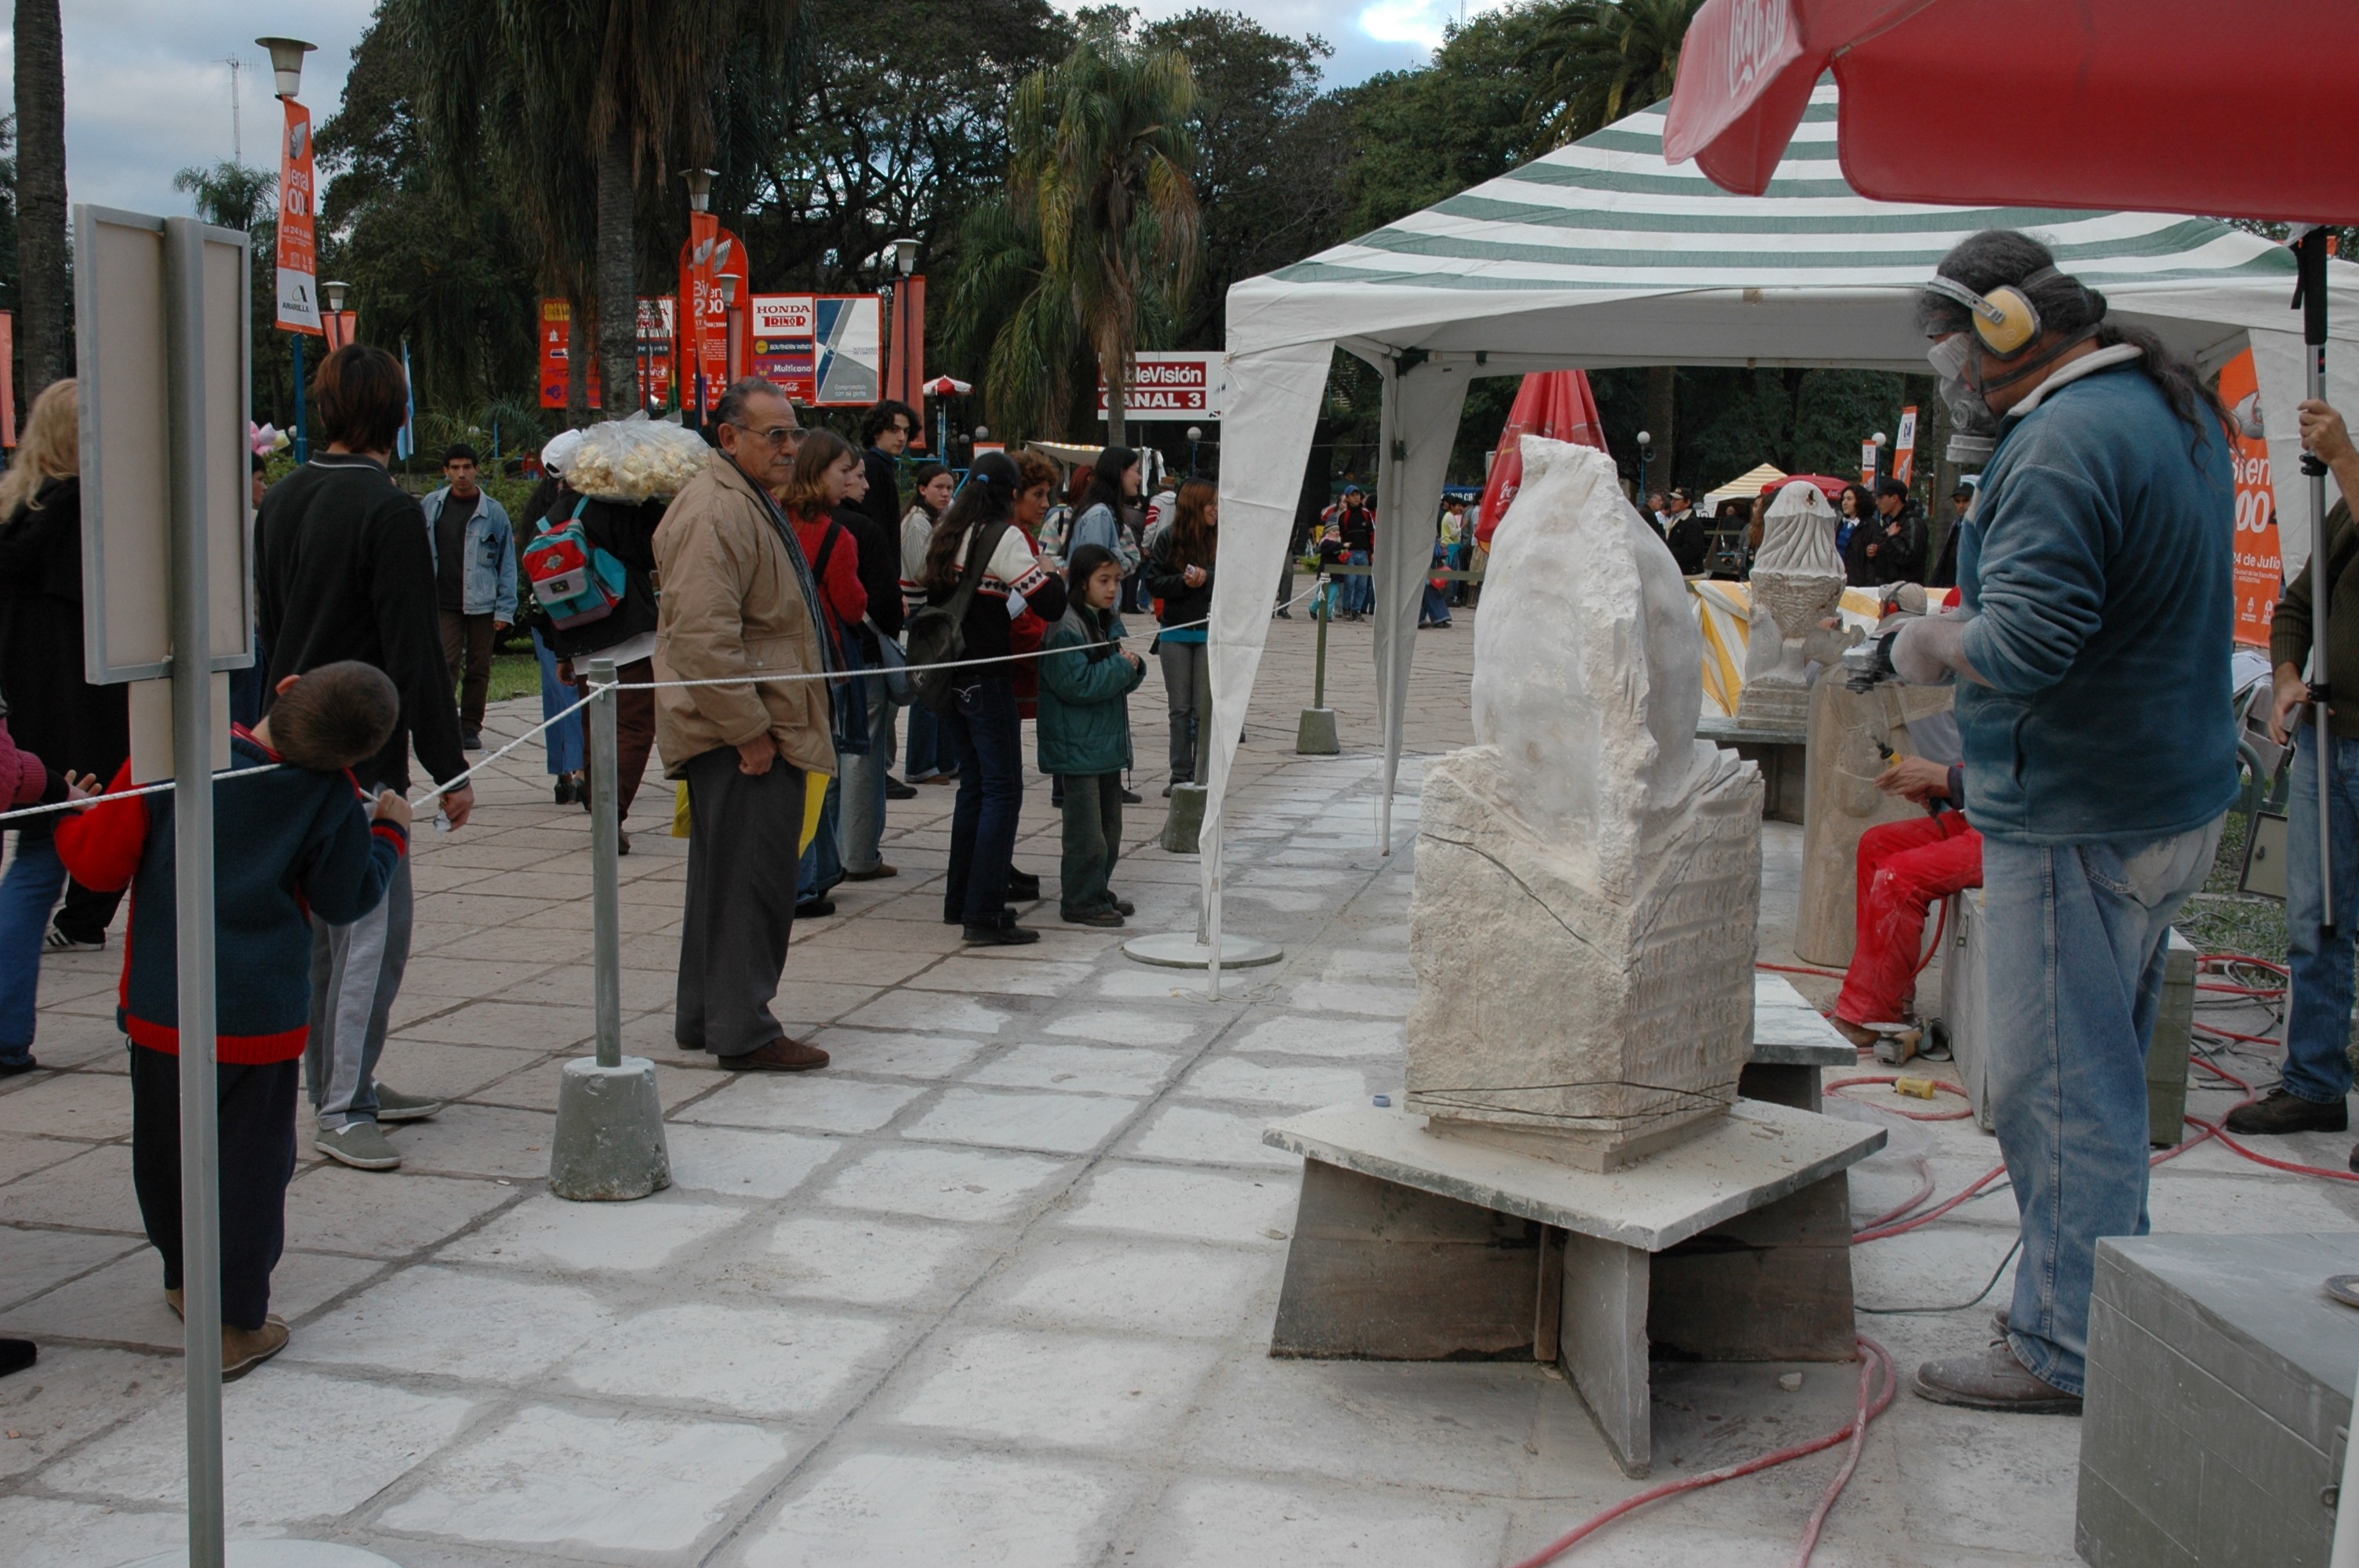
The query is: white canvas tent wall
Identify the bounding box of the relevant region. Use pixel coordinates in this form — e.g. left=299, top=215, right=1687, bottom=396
left=1201, top=82, right=2359, bottom=964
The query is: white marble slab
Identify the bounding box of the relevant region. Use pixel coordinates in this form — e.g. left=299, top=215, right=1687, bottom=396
left=1261, top=1098, right=1884, bottom=1252
left=1750, top=971, right=1856, bottom=1066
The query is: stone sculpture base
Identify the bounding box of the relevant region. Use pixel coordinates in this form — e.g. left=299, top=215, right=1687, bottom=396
left=1405, top=745, right=1762, bottom=1168
left=1794, top=677, right=1955, bottom=967
left=1734, top=680, right=1812, bottom=730
left=1263, top=1098, right=1885, bottom=1476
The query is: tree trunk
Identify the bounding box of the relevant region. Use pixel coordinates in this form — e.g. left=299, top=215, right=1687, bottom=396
left=1103, top=350, right=1127, bottom=448
left=1643, top=365, right=1676, bottom=493
left=15, top=0, right=70, bottom=400
left=566, top=294, right=591, bottom=428
left=594, top=125, right=638, bottom=422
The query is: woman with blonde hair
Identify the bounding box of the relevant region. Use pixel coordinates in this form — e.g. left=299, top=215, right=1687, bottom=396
left=0, top=380, right=133, bottom=1073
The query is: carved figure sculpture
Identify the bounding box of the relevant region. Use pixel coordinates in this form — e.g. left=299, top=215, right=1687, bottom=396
left=1407, top=436, right=1764, bottom=1171
left=1739, top=481, right=1859, bottom=728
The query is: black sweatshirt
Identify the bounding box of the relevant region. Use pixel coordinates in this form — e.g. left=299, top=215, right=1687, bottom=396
left=256, top=452, right=467, bottom=791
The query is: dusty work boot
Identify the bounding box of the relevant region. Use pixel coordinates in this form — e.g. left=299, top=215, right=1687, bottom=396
left=723, top=1037, right=830, bottom=1073
left=314, top=1121, right=402, bottom=1171
left=373, top=1085, right=445, bottom=1123
left=2223, top=1087, right=2348, bottom=1135
left=221, top=1317, right=289, bottom=1381
left=1913, top=1342, right=2081, bottom=1415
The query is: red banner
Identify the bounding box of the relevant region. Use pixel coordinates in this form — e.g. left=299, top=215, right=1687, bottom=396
left=887, top=274, right=925, bottom=413
left=2221, top=349, right=2281, bottom=647
left=678, top=221, right=749, bottom=415
left=273, top=100, right=320, bottom=334
left=1475, top=371, right=1608, bottom=545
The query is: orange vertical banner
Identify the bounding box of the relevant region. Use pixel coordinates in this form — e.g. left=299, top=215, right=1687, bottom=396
left=1892, top=405, right=1918, bottom=486
left=2220, top=349, right=2282, bottom=647
left=0, top=310, right=16, bottom=446
left=274, top=99, right=321, bottom=335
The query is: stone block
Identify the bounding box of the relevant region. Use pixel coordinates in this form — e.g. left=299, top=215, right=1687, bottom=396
left=1160, top=782, right=1207, bottom=855
left=1794, top=676, right=1954, bottom=967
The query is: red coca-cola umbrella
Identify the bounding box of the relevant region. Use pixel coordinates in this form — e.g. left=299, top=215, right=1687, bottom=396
left=1663, top=0, right=2359, bottom=224
left=1474, top=371, right=1608, bottom=546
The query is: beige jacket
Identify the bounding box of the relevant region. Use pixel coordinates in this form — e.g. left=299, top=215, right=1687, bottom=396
left=652, top=456, right=837, bottom=779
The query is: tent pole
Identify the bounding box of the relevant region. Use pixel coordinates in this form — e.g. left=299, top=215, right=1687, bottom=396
left=1376, top=361, right=1402, bottom=852
left=2298, top=227, right=2335, bottom=936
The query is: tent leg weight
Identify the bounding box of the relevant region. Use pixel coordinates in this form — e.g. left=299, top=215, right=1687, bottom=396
left=1297, top=707, right=1339, bottom=754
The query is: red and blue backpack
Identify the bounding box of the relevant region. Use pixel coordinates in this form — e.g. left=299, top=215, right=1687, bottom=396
left=522, top=499, right=626, bottom=629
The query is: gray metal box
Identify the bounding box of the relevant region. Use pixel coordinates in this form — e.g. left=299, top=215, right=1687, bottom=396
left=2079, top=1233, right=2359, bottom=1567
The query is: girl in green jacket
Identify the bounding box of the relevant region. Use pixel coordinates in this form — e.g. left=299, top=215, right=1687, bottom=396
left=1038, top=543, right=1147, bottom=925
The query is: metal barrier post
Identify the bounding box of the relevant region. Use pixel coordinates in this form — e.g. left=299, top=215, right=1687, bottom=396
left=1298, top=568, right=1339, bottom=754
left=547, top=656, right=671, bottom=1200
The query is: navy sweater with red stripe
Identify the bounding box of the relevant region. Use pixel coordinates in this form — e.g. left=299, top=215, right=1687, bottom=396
left=56, top=730, right=407, bottom=1062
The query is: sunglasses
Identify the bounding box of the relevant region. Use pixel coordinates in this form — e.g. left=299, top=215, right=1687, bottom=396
left=731, top=423, right=802, bottom=446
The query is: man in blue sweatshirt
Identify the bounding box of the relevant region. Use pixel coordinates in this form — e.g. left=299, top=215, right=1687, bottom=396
left=1892, top=232, right=2237, bottom=1415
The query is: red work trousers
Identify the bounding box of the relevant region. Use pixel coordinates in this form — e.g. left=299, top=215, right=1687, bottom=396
left=1834, top=811, right=1983, bottom=1027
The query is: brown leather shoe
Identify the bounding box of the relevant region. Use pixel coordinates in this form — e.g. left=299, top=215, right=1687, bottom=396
left=166, top=1287, right=184, bottom=1320
left=843, top=864, right=898, bottom=881
left=221, top=1317, right=289, bottom=1381
left=722, top=1037, right=830, bottom=1073
left=1913, top=1342, right=2080, bottom=1414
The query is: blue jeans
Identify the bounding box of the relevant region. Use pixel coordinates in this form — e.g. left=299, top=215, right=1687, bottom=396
left=0, top=829, right=66, bottom=1062
left=2283, top=726, right=2359, bottom=1103
left=941, top=675, right=1023, bottom=925
left=798, top=776, right=842, bottom=902
left=1343, top=550, right=1372, bottom=614
left=1983, top=818, right=2221, bottom=1396
left=838, top=678, right=896, bottom=874
left=533, top=630, right=585, bottom=777
left=906, top=702, right=946, bottom=781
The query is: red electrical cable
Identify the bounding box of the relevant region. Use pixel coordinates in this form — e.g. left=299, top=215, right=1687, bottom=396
left=2199, top=953, right=2289, bottom=977
left=1758, top=961, right=1847, bottom=980
left=1856, top=1154, right=1936, bottom=1234
left=1509, top=1336, right=1896, bottom=1568
left=2195, top=1022, right=2282, bottom=1047
left=1852, top=1161, right=2010, bottom=1243
left=2197, top=982, right=2287, bottom=997
left=1824, top=1074, right=1975, bottom=1122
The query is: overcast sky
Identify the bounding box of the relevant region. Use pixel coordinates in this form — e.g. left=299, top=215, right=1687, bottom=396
left=13, top=0, right=1499, bottom=220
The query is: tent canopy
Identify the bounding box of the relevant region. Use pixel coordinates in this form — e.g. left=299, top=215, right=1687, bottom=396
left=1197, top=83, right=2359, bottom=968
left=1703, top=463, right=1787, bottom=508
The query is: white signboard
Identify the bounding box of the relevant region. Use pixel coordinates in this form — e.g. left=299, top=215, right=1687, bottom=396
left=1097, top=351, right=1229, bottom=420
left=751, top=294, right=816, bottom=338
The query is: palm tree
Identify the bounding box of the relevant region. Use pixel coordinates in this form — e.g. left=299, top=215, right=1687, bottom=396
left=397, top=0, right=795, bottom=416
left=1524, top=0, right=1704, bottom=151
left=14, top=0, right=67, bottom=398
left=1002, top=38, right=1200, bottom=447
left=173, top=162, right=278, bottom=231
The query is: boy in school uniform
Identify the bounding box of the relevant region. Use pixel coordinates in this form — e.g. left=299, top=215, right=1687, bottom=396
left=59, top=661, right=412, bottom=1377
left=1038, top=543, right=1147, bottom=927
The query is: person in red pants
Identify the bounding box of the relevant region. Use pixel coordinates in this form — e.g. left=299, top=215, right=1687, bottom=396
left=1830, top=753, right=1983, bottom=1048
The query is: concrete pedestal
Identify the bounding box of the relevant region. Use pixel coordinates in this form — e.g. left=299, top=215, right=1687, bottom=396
left=1160, top=783, right=1207, bottom=855
left=1263, top=1099, right=1884, bottom=1476
left=549, top=1056, right=671, bottom=1201
left=2080, top=1232, right=2359, bottom=1567
left=1698, top=714, right=1806, bottom=824
left=1742, top=971, right=1857, bottom=1112
left=1297, top=707, right=1340, bottom=754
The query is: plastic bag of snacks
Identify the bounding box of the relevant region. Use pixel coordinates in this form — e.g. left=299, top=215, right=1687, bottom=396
left=564, top=413, right=714, bottom=503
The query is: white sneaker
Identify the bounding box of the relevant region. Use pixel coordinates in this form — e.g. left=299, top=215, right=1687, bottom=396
left=43, top=927, right=102, bottom=953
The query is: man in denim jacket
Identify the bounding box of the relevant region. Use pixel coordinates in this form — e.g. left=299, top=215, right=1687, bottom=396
left=421, top=443, right=517, bottom=750
left=1893, top=231, right=2236, bottom=1416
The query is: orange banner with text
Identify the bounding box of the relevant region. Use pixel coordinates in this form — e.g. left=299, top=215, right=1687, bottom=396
left=274, top=100, right=320, bottom=334
left=2221, top=350, right=2281, bottom=647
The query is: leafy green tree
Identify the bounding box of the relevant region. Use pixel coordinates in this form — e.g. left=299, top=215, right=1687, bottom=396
left=172, top=162, right=276, bottom=231
left=1524, top=0, right=1704, bottom=151
left=1002, top=33, right=1201, bottom=445
left=1337, top=7, right=1554, bottom=238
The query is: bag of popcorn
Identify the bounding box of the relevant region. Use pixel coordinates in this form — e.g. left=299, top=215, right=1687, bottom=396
left=564, top=412, right=714, bottom=503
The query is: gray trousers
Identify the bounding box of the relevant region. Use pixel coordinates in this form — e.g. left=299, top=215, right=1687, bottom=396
left=307, top=848, right=413, bottom=1131
left=1059, top=773, right=1124, bottom=917
left=838, top=678, right=898, bottom=875
left=678, top=746, right=808, bottom=1057
left=1158, top=639, right=1208, bottom=783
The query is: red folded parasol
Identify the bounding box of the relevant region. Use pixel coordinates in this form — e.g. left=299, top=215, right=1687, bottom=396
left=1475, top=371, right=1608, bottom=546
left=1664, top=0, right=2359, bottom=225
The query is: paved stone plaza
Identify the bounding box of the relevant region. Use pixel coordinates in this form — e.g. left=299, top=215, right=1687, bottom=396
left=1, top=610, right=2351, bottom=1566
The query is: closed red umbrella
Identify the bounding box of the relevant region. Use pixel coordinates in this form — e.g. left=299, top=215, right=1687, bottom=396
left=1664, top=0, right=2359, bottom=225
left=1475, top=371, right=1608, bottom=546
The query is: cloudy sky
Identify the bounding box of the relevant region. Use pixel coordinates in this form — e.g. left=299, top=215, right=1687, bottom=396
left=16, top=0, right=1500, bottom=220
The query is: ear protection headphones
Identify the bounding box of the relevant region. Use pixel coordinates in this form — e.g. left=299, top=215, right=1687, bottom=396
left=1921, top=266, right=2063, bottom=358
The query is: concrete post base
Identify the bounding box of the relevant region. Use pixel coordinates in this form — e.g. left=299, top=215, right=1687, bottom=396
left=549, top=1056, right=671, bottom=1201
left=1159, top=783, right=1207, bottom=855
left=1296, top=707, right=1339, bottom=754
left=1121, top=931, right=1286, bottom=970
left=129, top=1545, right=405, bottom=1566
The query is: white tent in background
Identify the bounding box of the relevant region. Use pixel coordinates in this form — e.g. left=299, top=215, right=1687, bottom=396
left=1703, top=463, right=1788, bottom=509
left=1194, top=82, right=2359, bottom=979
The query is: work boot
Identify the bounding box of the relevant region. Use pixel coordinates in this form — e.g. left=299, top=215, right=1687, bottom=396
left=1913, top=1342, right=2080, bottom=1414
left=2223, top=1087, right=2348, bottom=1135
left=1008, top=869, right=1042, bottom=900
left=1063, top=908, right=1125, bottom=928
left=314, top=1121, right=402, bottom=1171
left=221, top=1317, right=289, bottom=1381
left=0, top=1340, right=35, bottom=1378
left=844, top=863, right=899, bottom=882
left=886, top=776, right=918, bottom=800
left=373, top=1085, right=445, bottom=1123
left=964, top=916, right=1040, bottom=946
left=1111, top=897, right=1136, bottom=917
left=722, top=1037, right=830, bottom=1073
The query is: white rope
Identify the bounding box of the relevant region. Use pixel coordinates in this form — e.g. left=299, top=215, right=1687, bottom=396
left=0, top=764, right=283, bottom=828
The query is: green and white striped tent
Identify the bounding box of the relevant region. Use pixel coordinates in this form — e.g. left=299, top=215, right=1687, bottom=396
left=1189, top=82, right=2359, bottom=967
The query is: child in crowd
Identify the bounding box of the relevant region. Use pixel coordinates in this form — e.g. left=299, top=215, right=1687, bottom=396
left=58, top=661, right=412, bottom=1378
left=1037, top=544, right=1146, bottom=927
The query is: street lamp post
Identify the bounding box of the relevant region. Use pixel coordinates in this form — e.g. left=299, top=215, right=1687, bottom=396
left=887, top=238, right=920, bottom=410
left=259, top=37, right=316, bottom=463
left=1635, top=429, right=1653, bottom=501
left=1187, top=424, right=1202, bottom=477
left=320, top=278, right=348, bottom=350
left=719, top=273, right=743, bottom=384
left=682, top=169, right=717, bottom=426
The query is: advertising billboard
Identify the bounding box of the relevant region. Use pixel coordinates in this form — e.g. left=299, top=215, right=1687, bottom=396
left=1096, top=351, right=1228, bottom=420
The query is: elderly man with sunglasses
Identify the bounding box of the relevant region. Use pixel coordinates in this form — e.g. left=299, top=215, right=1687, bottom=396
left=653, top=377, right=838, bottom=1073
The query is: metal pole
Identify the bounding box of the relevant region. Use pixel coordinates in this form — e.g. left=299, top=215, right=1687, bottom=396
left=290, top=331, right=307, bottom=463
left=2299, top=227, right=2335, bottom=935
left=166, top=216, right=226, bottom=1568
left=588, top=655, right=623, bottom=1068
left=1313, top=578, right=1331, bottom=710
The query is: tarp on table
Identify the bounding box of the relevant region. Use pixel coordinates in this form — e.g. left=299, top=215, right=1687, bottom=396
left=1196, top=82, right=2359, bottom=970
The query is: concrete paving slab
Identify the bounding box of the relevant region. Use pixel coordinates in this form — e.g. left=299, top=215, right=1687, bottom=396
left=1058, top=1162, right=1299, bottom=1244
left=1123, top=1103, right=1302, bottom=1171
left=967, top=1041, right=1186, bottom=1097
left=282, top=1266, right=616, bottom=1382
left=556, top=1301, right=900, bottom=1419
left=727, top=1449, right=1125, bottom=1568
left=1042, top=1007, right=1207, bottom=1048
left=817, top=1144, right=1073, bottom=1223
left=1182, top=1058, right=1371, bottom=1108
left=0, top=1344, right=181, bottom=1480
left=282, top=1167, right=520, bottom=1258
left=663, top=1124, right=839, bottom=1200
left=0, top=1225, right=140, bottom=1310
left=0, top=1495, right=192, bottom=1565
left=440, top=1192, right=742, bottom=1273
left=965, top=1235, right=1280, bottom=1340
left=901, top=1087, right=1143, bottom=1156
left=883, top=1326, right=1223, bottom=1448
left=1129, top=1475, right=1513, bottom=1568
left=1232, top=1012, right=1407, bottom=1058
left=674, top=1074, right=925, bottom=1134
left=0, top=1070, right=130, bottom=1139
left=752, top=1214, right=993, bottom=1308
left=808, top=1029, right=990, bottom=1080
left=0, top=1142, right=146, bottom=1233
left=379, top=1102, right=558, bottom=1181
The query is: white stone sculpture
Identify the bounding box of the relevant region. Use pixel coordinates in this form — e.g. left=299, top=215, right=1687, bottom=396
left=1407, top=436, right=1764, bottom=1171
left=1739, top=481, right=1859, bottom=729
